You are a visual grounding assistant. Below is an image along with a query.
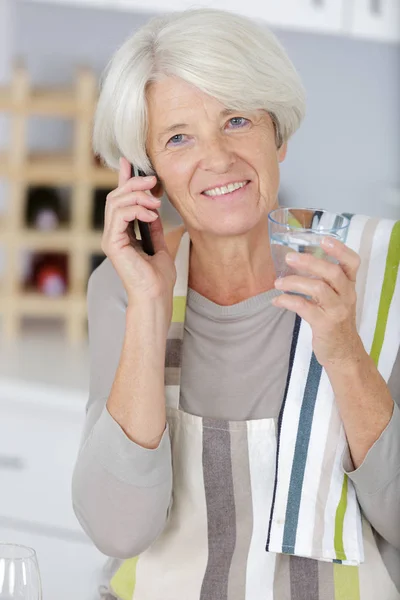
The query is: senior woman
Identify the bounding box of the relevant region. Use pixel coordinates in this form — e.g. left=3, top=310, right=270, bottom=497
left=72, top=8, right=400, bottom=600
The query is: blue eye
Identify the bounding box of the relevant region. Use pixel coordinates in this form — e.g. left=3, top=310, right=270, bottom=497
left=167, top=134, right=186, bottom=146
left=228, top=117, right=249, bottom=128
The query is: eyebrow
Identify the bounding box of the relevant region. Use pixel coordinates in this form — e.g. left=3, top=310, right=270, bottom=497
left=157, top=108, right=239, bottom=141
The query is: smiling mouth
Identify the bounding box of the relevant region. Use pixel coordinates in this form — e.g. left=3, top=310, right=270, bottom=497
left=202, top=180, right=250, bottom=197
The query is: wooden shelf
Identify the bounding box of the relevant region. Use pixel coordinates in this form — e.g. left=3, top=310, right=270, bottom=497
left=85, top=231, right=104, bottom=253
left=91, top=164, right=119, bottom=187
left=16, top=293, right=85, bottom=316
left=2, top=228, right=100, bottom=252
left=0, top=290, right=84, bottom=313
left=0, top=86, right=95, bottom=117
left=2, top=227, right=72, bottom=250
left=0, top=152, right=118, bottom=187
left=0, top=64, right=112, bottom=342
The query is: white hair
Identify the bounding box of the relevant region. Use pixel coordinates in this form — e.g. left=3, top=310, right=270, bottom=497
left=93, top=8, right=306, bottom=175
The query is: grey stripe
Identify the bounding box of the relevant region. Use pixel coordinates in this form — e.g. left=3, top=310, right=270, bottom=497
left=311, top=403, right=342, bottom=557
left=165, top=338, right=182, bottom=368
left=317, top=561, right=335, bottom=600
left=164, top=367, right=181, bottom=386
left=290, top=556, right=319, bottom=599
left=200, top=418, right=236, bottom=600
left=273, top=556, right=292, bottom=600
left=355, top=218, right=380, bottom=330
left=227, top=423, right=253, bottom=600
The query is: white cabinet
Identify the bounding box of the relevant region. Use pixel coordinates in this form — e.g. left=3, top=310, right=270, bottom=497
left=111, top=0, right=183, bottom=10
left=109, top=0, right=400, bottom=41
left=220, top=0, right=345, bottom=34
left=0, top=383, right=108, bottom=600
left=95, top=0, right=346, bottom=34
left=350, top=0, right=400, bottom=42
left=22, top=0, right=347, bottom=35
left=22, top=0, right=400, bottom=43
left=0, top=396, right=84, bottom=533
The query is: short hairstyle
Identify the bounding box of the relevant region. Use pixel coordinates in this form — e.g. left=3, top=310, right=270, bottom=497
left=93, top=8, right=306, bottom=175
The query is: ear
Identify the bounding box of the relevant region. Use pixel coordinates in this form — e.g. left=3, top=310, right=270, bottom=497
left=151, top=179, right=164, bottom=198
left=277, top=142, right=288, bottom=163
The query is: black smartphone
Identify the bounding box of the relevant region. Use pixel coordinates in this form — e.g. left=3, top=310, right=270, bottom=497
left=130, top=164, right=155, bottom=256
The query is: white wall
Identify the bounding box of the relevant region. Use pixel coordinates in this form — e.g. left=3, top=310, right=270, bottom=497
left=277, top=29, right=400, bottom=219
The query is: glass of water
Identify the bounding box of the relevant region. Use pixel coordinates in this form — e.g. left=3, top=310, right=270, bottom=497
left=0, top=544, right=42, bottom=599
left=268, top=207, right=350, bottom=280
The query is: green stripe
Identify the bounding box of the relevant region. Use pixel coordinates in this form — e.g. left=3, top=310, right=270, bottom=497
left=172, top=296, right=187, bottom=323
left=334, top=475, right=348, bottom=561
left=370, top=220, right=400, bottom=365
left=111, top=556, right=139, bottom=600
left=333, top=563, right=360, bottom=600
left=288, top=213, right=303, bottom=228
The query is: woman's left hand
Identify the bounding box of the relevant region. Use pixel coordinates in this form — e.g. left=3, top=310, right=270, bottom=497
left=272, top=236, right=366, bottom=368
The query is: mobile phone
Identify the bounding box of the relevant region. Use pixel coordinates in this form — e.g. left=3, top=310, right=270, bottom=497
left=130, top=164, right=155, bottom=256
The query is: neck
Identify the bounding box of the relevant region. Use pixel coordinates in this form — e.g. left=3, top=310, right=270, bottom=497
left=187, top=216, right=276, bottom=306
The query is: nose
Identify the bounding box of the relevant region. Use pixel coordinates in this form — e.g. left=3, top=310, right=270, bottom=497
left=199, top=136, right=236, bottom=174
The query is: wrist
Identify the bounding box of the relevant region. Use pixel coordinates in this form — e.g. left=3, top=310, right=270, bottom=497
left=127, top=297, right=171, bottom=332
left=323, top=335, right=368, bottom=374
left=324, top=343, right=376, bottom=401
left=125, top=301, right=170, bottom=361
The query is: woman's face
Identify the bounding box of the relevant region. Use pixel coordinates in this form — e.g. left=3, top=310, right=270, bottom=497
left=146, top=76, right=287, bottom=237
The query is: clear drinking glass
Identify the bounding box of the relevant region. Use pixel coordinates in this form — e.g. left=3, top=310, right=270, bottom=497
left=0, top=544, right=42, bottom=599
left=268, top=207, right=350, bottom=280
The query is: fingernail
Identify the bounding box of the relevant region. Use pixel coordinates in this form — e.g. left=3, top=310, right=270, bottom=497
left=144, top=175, right=156, bottom=181
left=286, top=252, right=299, bottom=262
left=274, top=278, right=283, bottom=288
left=150, top=196, right=161, bottom=203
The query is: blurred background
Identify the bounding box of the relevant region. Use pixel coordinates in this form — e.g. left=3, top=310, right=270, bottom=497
left=0, top=0, right=399, bottom=598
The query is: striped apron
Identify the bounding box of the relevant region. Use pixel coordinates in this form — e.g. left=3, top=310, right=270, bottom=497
left=111, top=399, right=399, bottom=600
left=110, top=216, right=400, bottom=600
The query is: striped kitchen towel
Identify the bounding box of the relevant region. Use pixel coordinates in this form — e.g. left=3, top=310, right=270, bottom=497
left=266, top=214, right=400, bottom=565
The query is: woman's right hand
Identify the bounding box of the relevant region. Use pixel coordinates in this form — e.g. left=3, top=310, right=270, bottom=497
left=101, top=157, right=177, bottom=318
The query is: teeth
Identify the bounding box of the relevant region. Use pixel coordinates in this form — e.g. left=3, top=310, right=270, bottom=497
left=204, top=181, right=247, bottom=196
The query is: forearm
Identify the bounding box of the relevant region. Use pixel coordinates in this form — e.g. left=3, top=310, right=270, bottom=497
left=326, top=345, right=394, bottom=468
left=107, top=301, right=169, bottom=449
